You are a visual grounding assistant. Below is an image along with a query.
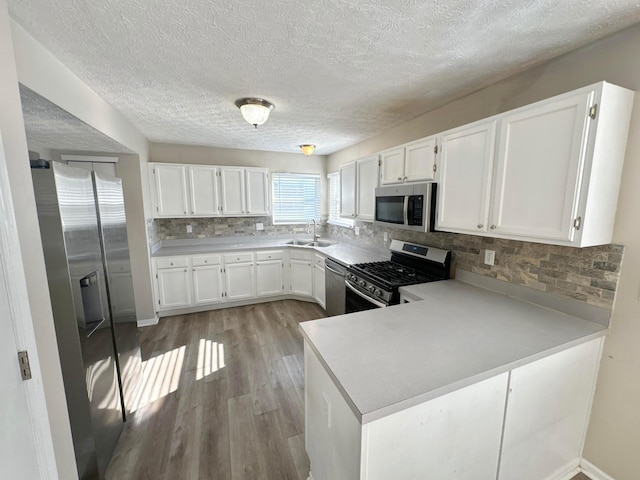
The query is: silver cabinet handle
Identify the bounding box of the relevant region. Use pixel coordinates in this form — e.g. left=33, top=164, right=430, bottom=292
left=403, top=176, right=407, bottom=181
left=477, top=224, right=483, bottom=229
left=397, top=176, right=402, bottom=181
left=170, top=262, right=174, bottom=266
left=184, top=269, right=187, bottom=272
left=490, top=225, right=496, bottom=230
left=204, top=260, right=208, bottom=263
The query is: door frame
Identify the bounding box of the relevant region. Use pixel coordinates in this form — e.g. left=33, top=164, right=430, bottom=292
left=0, top=133, right=60, bottom=478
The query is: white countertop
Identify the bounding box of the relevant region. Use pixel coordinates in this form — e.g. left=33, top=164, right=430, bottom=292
left=151, top=236, right=389, bottom=266
left=300, top=279, right=607, bottom=424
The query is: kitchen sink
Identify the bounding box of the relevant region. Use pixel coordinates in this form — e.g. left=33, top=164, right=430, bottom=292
left=284, top=239, right=314, bottom=246
left=284, top=239, right=335, bottom=247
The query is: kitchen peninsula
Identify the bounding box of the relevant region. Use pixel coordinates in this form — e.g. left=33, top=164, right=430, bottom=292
left=301, top=277, right=607, bottom=480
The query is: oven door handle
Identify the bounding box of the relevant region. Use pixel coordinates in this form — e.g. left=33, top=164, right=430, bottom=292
left=345, top=281, right=387, bottom=308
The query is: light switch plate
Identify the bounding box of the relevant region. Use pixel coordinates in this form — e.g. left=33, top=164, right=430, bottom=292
left=186, top=224, right=192, bottom=234
left=484, top=249, right=495, bottom=266
left=383, top=232, right=388, bottom=242
left=355, top=226, right=360, bottom=236
left=256, top=222, right=264, bottom=231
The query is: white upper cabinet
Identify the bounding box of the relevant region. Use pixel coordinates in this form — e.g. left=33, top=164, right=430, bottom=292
left=189, top=165, right=220, bottom=215
left=380, top=137, right=436, bottom=185
left=340, top=156, right=379, bottom=221
left=220, top=167, right=246, bottom=215
left=151, top=163, right=269, bottom=218
left=436, top=119, right=497, bottom=234
left=356, top=156, right=379, bottom=221
left=153, top=164, right=190, bottom=217
left=245, top=167, right=270, bottom=216
left=340, top=161, right=357, bottom=218
left=436, top=82, right=633, bottom=247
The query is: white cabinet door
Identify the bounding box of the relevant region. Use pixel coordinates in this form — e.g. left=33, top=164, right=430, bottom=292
left=192, top=265, right=224, bottom=304
left=153, top=164, right=189, bottom=217
left=340, top=161, right=356, bottom=218
left=313, top=265, right=326, bottom=309
left=256, top=260, right=284, bottom=297
left=490, top=92, right=592, bottom=242
left=188, top=165, right=219, bottom=216
left=225, top=262, right=255, bottom=300
left=356, top=156, right=379, bottom=221
left=436, top=120, right=497, bottom=234
left=246, top=167, right=270, bottom=216
left=220, top=167, right=246, bottom=215
left=498, top=339, right=602, bottom=480
left=290, top=259, right=313, bottom=296
left=404, top=137, right=436, bottom=182
left=380, top=147, right=405, bottom=185
left=157, top=267, right=192, bottom=309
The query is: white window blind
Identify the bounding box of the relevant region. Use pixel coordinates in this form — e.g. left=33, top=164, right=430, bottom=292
left=328, top=172, right=354, bottom=227
left=272, top=173, right=321, bottom=224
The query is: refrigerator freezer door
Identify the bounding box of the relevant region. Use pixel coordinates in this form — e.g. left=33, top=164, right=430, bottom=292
left=92, top=171, right=142, bottom=419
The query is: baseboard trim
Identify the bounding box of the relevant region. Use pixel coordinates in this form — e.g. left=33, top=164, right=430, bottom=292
left=581, top=459, right=616, bottom=480
left=541, top=459, right=580, bottom=480
left=137, top=315, right=159, bottom=327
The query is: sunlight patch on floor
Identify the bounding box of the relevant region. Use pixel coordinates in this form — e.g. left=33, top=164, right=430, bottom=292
left=130, top=346, right=185, bottom=412
left=196, top=338, right=225, bottom=380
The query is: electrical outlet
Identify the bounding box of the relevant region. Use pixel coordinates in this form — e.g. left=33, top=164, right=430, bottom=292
left=255, top=222, right=264, bottom=231
left=186, top=224, right=192, bottom=234
left=322, top=392, right=331, bottom=428
left=355, top=226, right=360, bottom=236
left=484, top=249, right=495, bottom=266
left=383, top=232, right=388, bottom=242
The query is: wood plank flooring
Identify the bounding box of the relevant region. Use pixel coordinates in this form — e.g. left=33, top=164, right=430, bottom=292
left=105, top=298, right=594, bottom=480
left=105, top=299, right=325, bottom=480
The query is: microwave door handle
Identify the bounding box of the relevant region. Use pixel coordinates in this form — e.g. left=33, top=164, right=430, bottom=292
left=403, top=196, right=409, bottom=226
left=345, top=281, right=388, bottom=308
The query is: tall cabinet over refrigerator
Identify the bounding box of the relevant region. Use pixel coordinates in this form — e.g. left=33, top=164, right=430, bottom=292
left=31, top=161, right=142, bottom=480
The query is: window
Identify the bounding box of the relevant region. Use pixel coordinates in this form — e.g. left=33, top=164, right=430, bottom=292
left=328, top=172, right=354, bottom=227
left=272, top=173, right=320, bottom=224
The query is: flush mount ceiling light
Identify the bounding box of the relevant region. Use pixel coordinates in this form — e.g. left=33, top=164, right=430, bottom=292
left=234, top=98, right=275, bottom=128
left=299, top=144, right=316, bottom=156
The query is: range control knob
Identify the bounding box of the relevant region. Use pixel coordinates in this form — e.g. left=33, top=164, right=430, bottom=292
left=359, top=280, right=367, bottom=288
left=375, top=289, right=383, bottom=297
left=368, top=285, right=376, bottom=293
left=347, top=274, right=355, bottom=281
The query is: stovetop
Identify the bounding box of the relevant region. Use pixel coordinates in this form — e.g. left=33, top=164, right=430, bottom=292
left=348, top=261, right=436, bottom=289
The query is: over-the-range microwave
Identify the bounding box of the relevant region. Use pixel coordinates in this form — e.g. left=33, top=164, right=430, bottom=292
left=374, top=182, right=437, bottom=232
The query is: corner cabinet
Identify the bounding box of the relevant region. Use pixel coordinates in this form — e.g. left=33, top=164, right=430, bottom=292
left=340, top=155, right=379, bottom=221
left=150, top=163, right=270, bottom=218
left=436, top=82, right=634, bottom=247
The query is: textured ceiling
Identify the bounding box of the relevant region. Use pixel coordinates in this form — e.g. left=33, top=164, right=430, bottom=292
left=9, top=0, right=640, bottom=155
left=19, top=85, right=134, bottom=154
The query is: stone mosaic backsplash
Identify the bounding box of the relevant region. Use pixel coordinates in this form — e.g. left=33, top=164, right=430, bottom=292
left=327, top=221, right=624, bottom=310
left=154, top=216, right=327, bottom=241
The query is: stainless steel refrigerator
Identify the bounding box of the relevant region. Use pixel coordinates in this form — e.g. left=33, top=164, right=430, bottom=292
left=31, top=161, right=142, bottom=480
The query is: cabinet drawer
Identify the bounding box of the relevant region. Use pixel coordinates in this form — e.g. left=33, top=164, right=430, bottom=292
left=156, top=256, right=189, bottom=269
left=224, top=252, right=254, bottom=264
left=192, top=254, right=221, bottom=267
left=256, top=250, right=284, bottom=261
left=314, top=253, right=326, bottom=267
left=289, top=249, right=313, bottom=261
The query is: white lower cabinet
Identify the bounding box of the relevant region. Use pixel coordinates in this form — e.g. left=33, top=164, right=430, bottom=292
left=290, top=250, right=314, bottom=297
left=305, top=338, right=602, bottom=480
left=155, top=256, right=192, bottom=309
left=192, top=255, right=224, bottom=305
left=256, top=250, right=285, bottom=297
left=313, top=253, right=326, bottom=309
left=224, top=253, right=255, bottom=300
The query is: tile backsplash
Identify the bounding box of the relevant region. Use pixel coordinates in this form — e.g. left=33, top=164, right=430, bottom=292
left=327, top=221, right=623, bottom=310
left=154, top=216, right=327, bottom=241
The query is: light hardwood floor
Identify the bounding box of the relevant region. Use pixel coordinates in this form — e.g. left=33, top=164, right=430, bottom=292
left=106, top=299, right=325, bottom=480
left=105, top=299, right=593, bottom=480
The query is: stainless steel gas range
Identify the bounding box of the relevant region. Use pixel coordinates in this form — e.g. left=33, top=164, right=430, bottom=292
left=345, top=240, right=451, bottom=311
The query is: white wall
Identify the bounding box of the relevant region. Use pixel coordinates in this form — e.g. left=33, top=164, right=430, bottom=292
left=150, top=142, right=329, bottom=215
left=329, top=23, right=640, bottom=480
left=10, top=20, right=157, bottom=324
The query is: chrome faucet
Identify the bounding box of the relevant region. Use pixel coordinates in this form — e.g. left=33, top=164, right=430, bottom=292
left=307, top=219, right=320, bottom=242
